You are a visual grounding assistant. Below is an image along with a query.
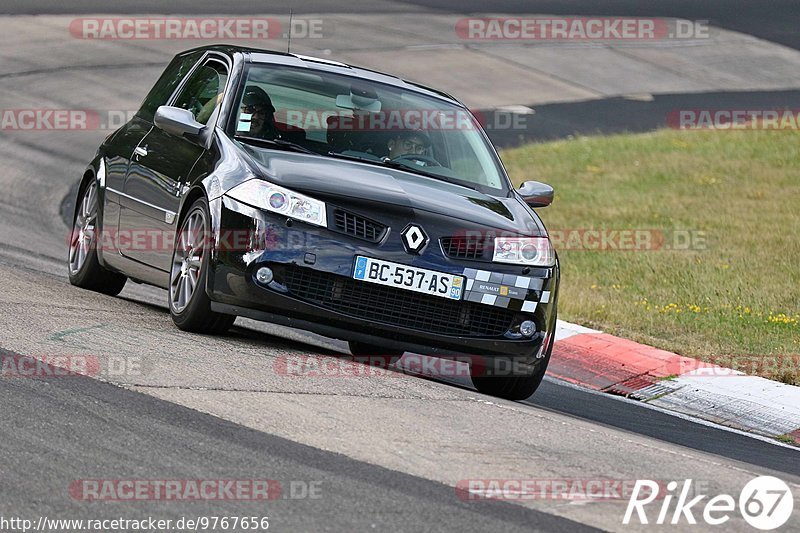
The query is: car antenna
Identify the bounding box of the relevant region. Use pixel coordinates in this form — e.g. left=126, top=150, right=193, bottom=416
left=287, top=9, right=293, bottom=54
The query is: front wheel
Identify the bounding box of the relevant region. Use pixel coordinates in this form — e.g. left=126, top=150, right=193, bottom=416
left=470, top=326, right=555, bottom=401
left=169, top=197, right=236, bottom=335
left=68, top=179, right=127, bottom=295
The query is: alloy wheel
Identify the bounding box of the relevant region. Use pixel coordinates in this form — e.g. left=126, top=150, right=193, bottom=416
left=170, top=209, right=206, bottom=313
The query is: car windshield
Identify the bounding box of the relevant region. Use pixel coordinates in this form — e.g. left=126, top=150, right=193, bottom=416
left=228, top=63, right=509, bottom=194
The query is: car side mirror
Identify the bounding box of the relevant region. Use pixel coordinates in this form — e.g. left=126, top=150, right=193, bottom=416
left=518, top=181, right=554, bottom=208
left=154, top=105, right=205, bottom=138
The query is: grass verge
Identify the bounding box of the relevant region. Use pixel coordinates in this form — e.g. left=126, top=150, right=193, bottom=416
left=502, top=129, right=799, bottom=384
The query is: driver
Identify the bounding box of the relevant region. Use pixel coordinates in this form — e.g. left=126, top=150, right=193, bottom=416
left=239, top=86, right=278, bottom=139
left=386, top=129, right=431, bottom=160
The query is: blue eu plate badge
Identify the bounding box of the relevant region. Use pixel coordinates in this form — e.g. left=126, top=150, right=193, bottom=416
left=354, top=256, right=368, bottom=279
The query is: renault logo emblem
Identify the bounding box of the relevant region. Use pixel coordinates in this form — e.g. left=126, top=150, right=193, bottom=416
left=401, top=224, right=428, bottom=254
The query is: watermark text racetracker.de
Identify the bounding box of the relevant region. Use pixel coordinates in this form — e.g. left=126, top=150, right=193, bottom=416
left=68, top=478, right=321, bottom=502
left=0, top=109, right=135, bottom=131
left=0, top=353, right=143, bottom=379
left=269, top=108, right=529, bottom=133
left=674, top=355, right=800, bottom=381
left=668, top=109, right=800, bottom=130
left=70, top=479, right=286, bottom=501
left=456, top=17, right=710, bottom=41
left=275, top=352, right=561, bottom=379
left=456, top=478, right=672, bottom=501
left=68, top=17, right=328, bottom=40
left=548, top=228, right=707, bottom=252
left=272, top=353, right=539, bottom=379
left=450, top=229, right=708, bottom=252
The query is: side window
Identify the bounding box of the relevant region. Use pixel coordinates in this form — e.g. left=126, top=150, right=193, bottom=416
left=136, top=51, right=202, bottom=123
left=172, top=59, right=229, bottom=125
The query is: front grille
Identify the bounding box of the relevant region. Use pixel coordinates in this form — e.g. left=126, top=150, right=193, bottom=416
left=440, top=236, right=489, bottom=260
left=332, top=209, right=386, bottom=242
left=276, top=265, right=515, bottom=337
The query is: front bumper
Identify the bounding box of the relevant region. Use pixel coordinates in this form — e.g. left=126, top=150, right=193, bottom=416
left=206, top=196, right=559, bottom=360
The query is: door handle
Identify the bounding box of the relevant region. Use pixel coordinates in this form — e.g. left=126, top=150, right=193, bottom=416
left=133, top=146, right=148, bottom=158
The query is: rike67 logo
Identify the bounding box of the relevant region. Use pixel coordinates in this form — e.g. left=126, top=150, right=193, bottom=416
left=624, top=476, right=794, bottom=530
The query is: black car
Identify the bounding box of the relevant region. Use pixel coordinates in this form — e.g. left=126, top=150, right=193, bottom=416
left=67, top=45, right=559, bottom=400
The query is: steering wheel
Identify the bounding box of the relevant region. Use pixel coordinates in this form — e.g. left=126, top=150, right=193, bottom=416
left=391, top=154, right=441, bottom=167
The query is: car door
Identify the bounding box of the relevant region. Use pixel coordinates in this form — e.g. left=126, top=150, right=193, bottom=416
left=119, top=55, right=229, bottom=270
left=101, top=117, right=152, bottom=237
left=103, top=51, right=202, bottom=251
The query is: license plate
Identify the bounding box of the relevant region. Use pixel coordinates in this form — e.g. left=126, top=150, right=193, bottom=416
left=353, top=256, right=463, bottom=300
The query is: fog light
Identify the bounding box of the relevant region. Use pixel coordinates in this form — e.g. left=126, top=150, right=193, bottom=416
left=519, top=320, right=536, bottom=337
left=256, top=267, right=274, bottom=284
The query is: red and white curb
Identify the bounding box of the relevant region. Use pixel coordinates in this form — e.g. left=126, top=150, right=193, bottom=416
left=552, top=320, right=800, bottom=444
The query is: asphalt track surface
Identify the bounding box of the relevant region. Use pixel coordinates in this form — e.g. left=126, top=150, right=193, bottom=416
left=1, top=366, right=593, bottom=532
left=0, top=2, right=798, bottom=532
left=3, top=1, right=799, bottom=51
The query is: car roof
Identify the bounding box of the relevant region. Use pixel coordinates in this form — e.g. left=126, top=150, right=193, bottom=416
left=180, top=44, right=462, bottom=106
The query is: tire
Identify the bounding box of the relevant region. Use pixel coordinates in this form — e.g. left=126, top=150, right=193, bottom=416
left=348, top=341, right=404, bottom=368
left=68, top=179, right=127, bottom=296
left=470, top=318, right=556, bottom=401
left=169, top=197, right=236, bottom=334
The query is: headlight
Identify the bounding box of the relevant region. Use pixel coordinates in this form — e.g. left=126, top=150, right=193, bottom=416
left=493, top=237, right=555, bottom=266
left=225, top=179, right=327, bottom=227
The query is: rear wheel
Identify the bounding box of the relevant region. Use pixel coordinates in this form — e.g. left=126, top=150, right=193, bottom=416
left=470, top=321, right=555, bottom=401
left=68, top=180, right=127, bottom=295
left=169, top=197, right=236, bottom=334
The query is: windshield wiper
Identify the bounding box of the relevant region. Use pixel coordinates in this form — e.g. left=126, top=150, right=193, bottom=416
left=326, top=151, right=435, bottom=176
left=235, top=135, right=317, bottom=155
left=325, top=151, right=382, bottom=164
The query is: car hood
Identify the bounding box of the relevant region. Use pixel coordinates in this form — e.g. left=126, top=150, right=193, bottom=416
left=237, top=144, right=545, bottom=236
